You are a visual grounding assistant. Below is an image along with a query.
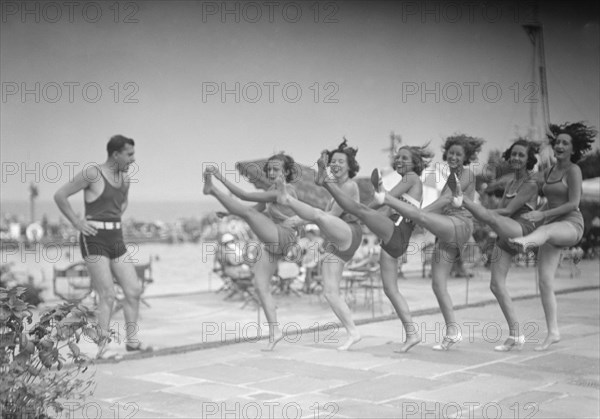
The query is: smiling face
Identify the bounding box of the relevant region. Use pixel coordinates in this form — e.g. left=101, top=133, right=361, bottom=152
left=329, top=152, right=349, bottom=179
left=265, top=158, right=288, bottom=182
left=446, top=144, right=466, bottom=169
left=553, top=133, right=574, bottom=162
left=394, top=148, right=414, bottom=176
left=509, top=144, right=529, bottom=171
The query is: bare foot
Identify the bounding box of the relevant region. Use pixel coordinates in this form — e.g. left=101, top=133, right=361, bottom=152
left=275, top=176, right=291, bottom=205
left=262, top=331, right=284, bottom=352
left=534, top=333, right=560, bottom=351
left=316, top=151, right=330, bottom=186
left=203, top=170, right=214, bottom=195
left=394, top=334, right=421, bottom=353
left=337, top=332, right=362, bottom=351
left=508, top=237, right=533, bottom=253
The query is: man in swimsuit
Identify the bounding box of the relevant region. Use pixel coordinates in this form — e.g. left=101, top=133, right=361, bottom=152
left=54, top=135, right=152, bottom=358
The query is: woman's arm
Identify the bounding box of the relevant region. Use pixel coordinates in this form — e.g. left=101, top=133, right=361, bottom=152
left=525, top=165, right=582, bottom=223
left=389, top=172, right=420, bottom=199
left=495, top=182, right=538, bottom=217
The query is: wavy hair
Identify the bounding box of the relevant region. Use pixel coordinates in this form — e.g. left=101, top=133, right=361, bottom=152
left=264, top=153, right=296, bottom=182
left=548, top=122, right=597, bottom=163
left=442, top=134, right=485, bottom=165
left=326, top=138, right=360, bottom=178
left=502, top=138, right=539, bottom=170
left=395, top=143, right=435, bottom=176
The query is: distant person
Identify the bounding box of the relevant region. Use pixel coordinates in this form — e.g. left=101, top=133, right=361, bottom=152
left=54, top=135, right=152, bottom=359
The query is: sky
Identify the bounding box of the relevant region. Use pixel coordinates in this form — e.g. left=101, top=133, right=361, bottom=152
left=1, top=0, right=599, bottom=209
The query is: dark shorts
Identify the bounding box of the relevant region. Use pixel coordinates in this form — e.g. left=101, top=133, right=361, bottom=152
left=326, top=222, right=363, bottom=262
left=381, top=217, right=415, bottom=259
left=496, top=217, right=538, bottom=255
left=80, top=230, right=127, bottom=260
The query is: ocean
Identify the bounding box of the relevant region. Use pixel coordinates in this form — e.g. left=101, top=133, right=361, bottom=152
left=1, top=199, right=224, bottom=223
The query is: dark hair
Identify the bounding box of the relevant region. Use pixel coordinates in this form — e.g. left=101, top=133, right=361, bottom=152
left=502, top=138, right=539, bottom=170
left=442, top=134, right=485, bottom=165
left=548, top=122, right=597, bottom=163
left=264, top=153, right=296, bottom=183
left=395, top=143, right=435, bottom=176
left=107, top=135, right=134, bottom=156
left=327, top=138, right=360, bottom=178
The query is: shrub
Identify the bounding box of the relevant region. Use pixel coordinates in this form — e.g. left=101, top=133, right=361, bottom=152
left=1, top=287, right=102, bottom=418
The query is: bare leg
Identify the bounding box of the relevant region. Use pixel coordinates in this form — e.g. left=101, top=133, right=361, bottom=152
left=252, top=254, right=283, bottom=351
left=204, top=172, right=280, bottom=246
left=488, top=247, right=526, bottom=351
left=275, top=178, right=353, bottom=251
left=85, top=255, right=118, bottom=356
left=321, top=257, right=361, bottom=350
left=110, top=258, right=145, bottom=349
left=463, top=197, right=524, bottom=238
left=431, top=244, right=462, bottom=350
left=510, top=221, right=579, bottom=251
left=535, top=243, right=562, bottom=351
left=204, top=172, right=285, bottom=350
left=384, top=194, right=456, bottom=243
left=379, top=250, right=420, bottom=352
left=325, top=181, right=394, bottom=244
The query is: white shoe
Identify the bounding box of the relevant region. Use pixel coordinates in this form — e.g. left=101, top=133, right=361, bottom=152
left=494, top=335, right=525, bottom=352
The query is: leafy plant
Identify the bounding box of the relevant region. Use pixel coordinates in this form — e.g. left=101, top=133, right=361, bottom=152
left=1, top=287, right=103, bottom=418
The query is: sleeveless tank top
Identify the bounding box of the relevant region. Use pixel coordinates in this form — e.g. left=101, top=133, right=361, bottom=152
left=542, top=165, right=576, bottom=210
left=85, top=168, right=128, bottom=221
left=265, top=183, right=298, bottom=224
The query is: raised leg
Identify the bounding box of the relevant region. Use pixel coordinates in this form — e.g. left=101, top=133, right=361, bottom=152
left=383, top=194, right=456, bottom=243
left=326, top=181, right=395, bottom=244
left=275, top=178, right=353, bottom=251
left=463, top=197, right=523, bottom=238
left=510, top=221, right=579, bottom=251
left=204, top=173, right=280, bottom=246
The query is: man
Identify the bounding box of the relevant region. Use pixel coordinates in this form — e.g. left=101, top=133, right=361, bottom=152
left=54, top=135, right=152, bottom=358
